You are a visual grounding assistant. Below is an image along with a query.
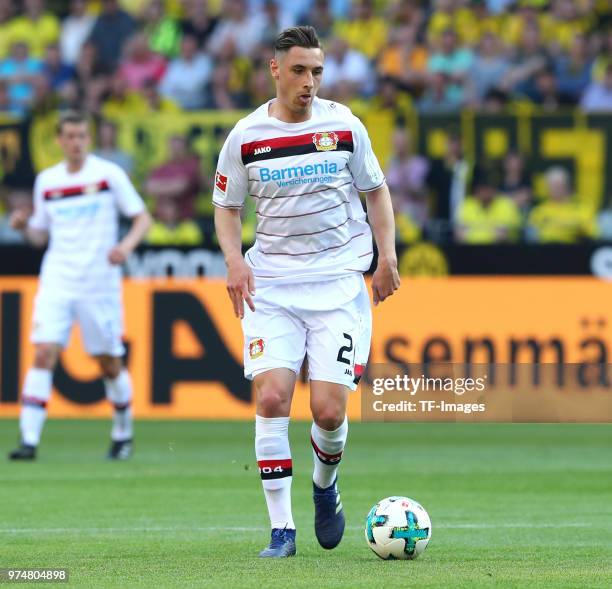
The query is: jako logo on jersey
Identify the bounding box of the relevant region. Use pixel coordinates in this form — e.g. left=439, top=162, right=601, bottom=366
left=249, top=338, right=265, bottom=359
left=313, top=131, right=339, bottom=151
left=215, top=171, right=228, bottom=193
left=254, top=146, right=271, bottom=155
left=259, top=160, right=338, bottom=182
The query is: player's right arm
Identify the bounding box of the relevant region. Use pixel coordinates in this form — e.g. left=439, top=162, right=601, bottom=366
left=212, top=125, right=254, bottom=319
left=215, top=207, right=255, bottom=318
left=13, top=175, right=49, bottom=248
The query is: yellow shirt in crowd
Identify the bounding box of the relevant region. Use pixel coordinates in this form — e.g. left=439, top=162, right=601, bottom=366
left=395, top=212, right=421, bottom=245
left=102, top=92, right=180, bottom=119
left=3, top=13, right=60, bottom=58
left=502, top=12, right=591, bottom=50
left=458, top=196, right=522, bottom=244
left=87, top=0, right=189, bottom=17
left=102, top=93, right=149, bottom=119
left=0, top=22, right=11, bottom=58
left=427, top=8, right=501, bottom=46
left=527, top=200, right=598, bottom=243
left=334, top=17, right=388, bottom=60
left=147, top=220, right=203, bottom=246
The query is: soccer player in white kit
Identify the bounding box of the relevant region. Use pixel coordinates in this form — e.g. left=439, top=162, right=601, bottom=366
left=214, top=27, right=400, bottom=557
left=8, top=111, right=152, bottom=461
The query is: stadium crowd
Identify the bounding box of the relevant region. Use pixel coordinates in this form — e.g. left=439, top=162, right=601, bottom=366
left=1, top=0, right=612, bottom=246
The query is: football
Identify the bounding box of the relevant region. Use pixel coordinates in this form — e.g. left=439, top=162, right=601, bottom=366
left=365, top=496, right=432, bottom=560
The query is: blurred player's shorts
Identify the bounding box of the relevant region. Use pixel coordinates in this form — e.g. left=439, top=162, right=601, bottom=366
left=243, top=274, right=371, bottom=390
left=31, top=289, right=125, bottom=357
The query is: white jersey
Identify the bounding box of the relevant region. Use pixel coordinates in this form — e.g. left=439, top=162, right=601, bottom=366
left=29, top=154, right=145, bottom=297
left=213, top=97, right=385, bottom=283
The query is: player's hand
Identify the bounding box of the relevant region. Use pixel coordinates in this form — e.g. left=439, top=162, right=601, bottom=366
left=371, top=258, right=400, bottom=306
left=226, top=255, right=256, bottom=319
left=9, top=209, right=29, bottom=231
left=108, top=244, right=130, bottom=265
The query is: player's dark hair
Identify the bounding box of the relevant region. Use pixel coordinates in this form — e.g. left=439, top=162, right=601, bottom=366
left=274, top=26, right=320, bottom=54
left=56, top=111, right=89, bottom=134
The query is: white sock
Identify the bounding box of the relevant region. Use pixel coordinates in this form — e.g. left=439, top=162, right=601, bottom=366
left=20, top=368, right=53, bottom=446
left=255, top=415, right=295, bottom=530
left=311, top=417, right=348, bottom=489
left=104, top=369, right=133, bottom=442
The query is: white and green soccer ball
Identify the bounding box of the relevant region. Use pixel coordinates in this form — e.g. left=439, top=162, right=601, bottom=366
left=365, top=496, right=432, bottom=560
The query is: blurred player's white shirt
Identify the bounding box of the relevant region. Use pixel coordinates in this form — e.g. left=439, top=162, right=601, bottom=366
left=29, top=154, right=145, bottom=298
left=213, top=97, right=385, bottom=283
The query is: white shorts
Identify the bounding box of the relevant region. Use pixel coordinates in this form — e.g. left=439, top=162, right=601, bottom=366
left=242, top=274, right=371, bottom=390
left=31, top=289, right=125, bottom=357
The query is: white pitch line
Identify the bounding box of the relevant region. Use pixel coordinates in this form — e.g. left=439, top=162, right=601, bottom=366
left=433, top=522, right=598, bottom=529
left=0, top=526, right=267, bottom=534
left=0, top=522, right=602, bottom=535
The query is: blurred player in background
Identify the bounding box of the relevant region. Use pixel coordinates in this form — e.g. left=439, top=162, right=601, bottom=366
left=214, top=26, right=399, bottom=557
left=8, top=111, right=151, bottom=461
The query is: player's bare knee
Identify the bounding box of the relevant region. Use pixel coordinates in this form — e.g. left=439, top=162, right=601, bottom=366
left=313, top=409, right=345, bottom=431
left=33, top=344, right=59, bottom=370
left=256, top=379, right=290, bottom=417
left=98, top=357, right=122, bottom=379
left=311, top=394, right=345, bottom=430
left=257, top=389, right=286, bottom=416
left=102, top=365, right=121, bottom=379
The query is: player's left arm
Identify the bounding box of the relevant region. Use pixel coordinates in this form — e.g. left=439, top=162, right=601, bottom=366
left=108, top=210, right=153, bottom=265
left=365, top=183, right=400, bottom=305
left=107, top=165, right=153, bottom=265
left=349, top=114, right=400, bottom=305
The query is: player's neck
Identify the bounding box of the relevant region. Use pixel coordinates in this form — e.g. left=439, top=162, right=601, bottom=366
left=269, top=98, right=312, bottom=124
left=65, top=156, right=87, bottom=174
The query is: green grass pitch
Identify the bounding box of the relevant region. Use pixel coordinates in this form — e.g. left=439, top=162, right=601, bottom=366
left=1, top=420, right=611, bottom=588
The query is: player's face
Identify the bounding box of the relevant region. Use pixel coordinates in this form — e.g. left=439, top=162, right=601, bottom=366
left=57, top=122, right=90, bottom=163
left=271, top=46, right=324, bottom=114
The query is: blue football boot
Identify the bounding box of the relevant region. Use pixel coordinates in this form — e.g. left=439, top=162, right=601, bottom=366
left=258, top=527, right=296, bottom=558
left=313, top=478, right=345, bottom=549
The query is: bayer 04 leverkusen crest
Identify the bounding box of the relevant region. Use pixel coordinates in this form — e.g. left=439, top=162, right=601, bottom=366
left=312, top=131, right=339, bottom=151
left=249, top=338, right=265, bottom=360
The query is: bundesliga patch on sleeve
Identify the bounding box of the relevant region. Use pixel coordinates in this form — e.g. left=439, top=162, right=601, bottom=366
left=215, top=171, right=228, bottom=193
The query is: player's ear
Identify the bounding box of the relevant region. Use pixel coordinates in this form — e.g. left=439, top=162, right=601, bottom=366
left=270, top=57, right=280, bottom=81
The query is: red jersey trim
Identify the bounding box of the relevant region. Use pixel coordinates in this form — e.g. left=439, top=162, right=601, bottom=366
left=43, top=180, right=110, bottom=200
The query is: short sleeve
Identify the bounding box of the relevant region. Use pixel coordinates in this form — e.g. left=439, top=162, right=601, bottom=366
left=108, top=164, right=146, bottom=217
left=213, top=125, right=248, bottom=209
left=28, top=175, right=50, bottom=231
left=349, top=116, right=385, bottom=192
